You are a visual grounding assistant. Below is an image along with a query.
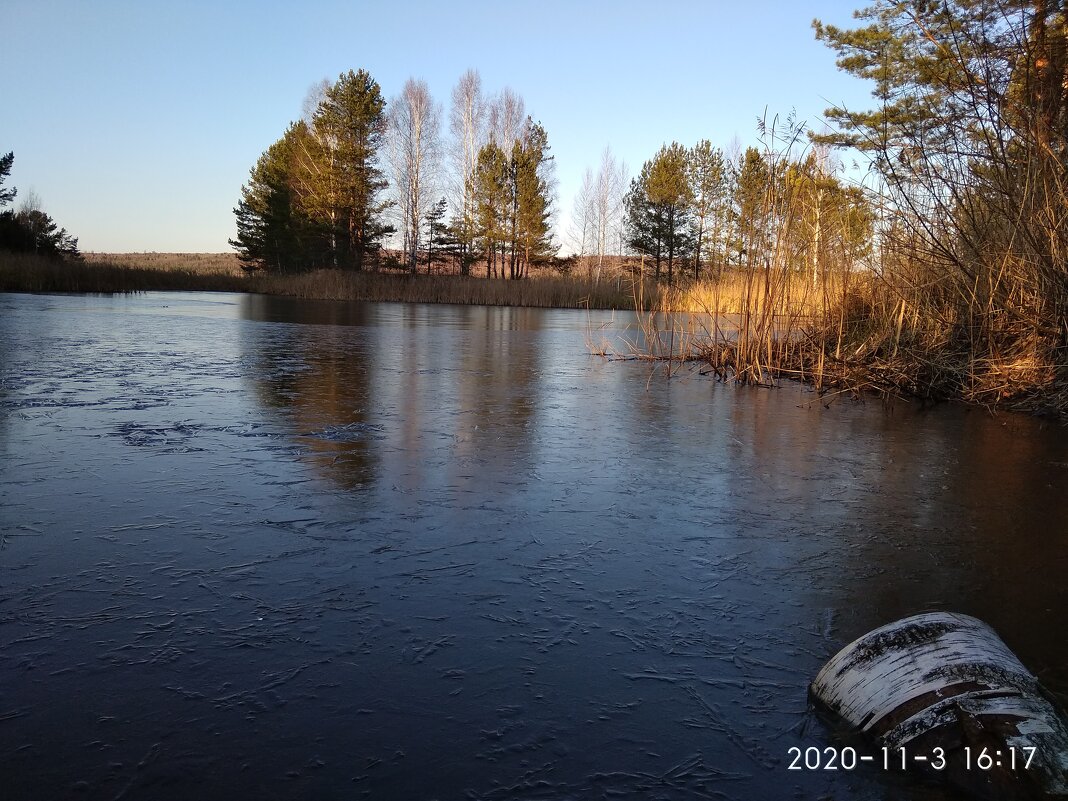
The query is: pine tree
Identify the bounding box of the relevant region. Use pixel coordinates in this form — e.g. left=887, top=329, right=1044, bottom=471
left=305, top=69, right=394, bottom=271
left=731, top=147, right=772, bottom=269
left=687, top=140, right=729, bottom=280
left=511, top=120, right=555, bottom=278
left=423, top=196, right=448, bottom=274
left=232, top=69, right=396, bottom=273
left=446, top=204, right=479, bottom=277
left=811, top=2, right=1067, bottom=157
left=0, top=152, right=15, bottom=208
left=473, top=142, right=511, bottom=278
left=15, top=208, right=79, bottom=256
left=230, top=123, right=319, bottom=272
left=0, top=152, right=78, bottom=258
left=626, top=143, right=693, bottom=282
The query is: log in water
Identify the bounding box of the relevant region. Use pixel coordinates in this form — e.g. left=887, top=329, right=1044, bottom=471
left=811, top=611, right=1068, bottom=799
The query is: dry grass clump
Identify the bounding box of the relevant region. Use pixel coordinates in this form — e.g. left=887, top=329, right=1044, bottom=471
left=657, top=270, right=856, bottom=317
left=624, top=261, right=1065, bottom=418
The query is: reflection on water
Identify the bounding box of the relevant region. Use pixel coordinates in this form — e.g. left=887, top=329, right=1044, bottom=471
left=239, top=297, right=550, bottom=494
left=1, top=290, right=1067, bottom=801
left=243, top=298, right=378, bottom=489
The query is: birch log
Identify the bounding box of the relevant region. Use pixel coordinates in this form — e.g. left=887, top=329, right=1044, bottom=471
left=811, top=612, right=1068, bottom=800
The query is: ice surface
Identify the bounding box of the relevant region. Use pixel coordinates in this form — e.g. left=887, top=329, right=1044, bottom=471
left=1, top=291, right=1067, bottom=800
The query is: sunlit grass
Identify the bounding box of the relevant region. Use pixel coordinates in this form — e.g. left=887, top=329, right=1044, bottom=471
left=0, top=251, right=248, bottom=293
left=82, top=251, right=246, bottom=276
left=656, top=270, right=858, bottom=316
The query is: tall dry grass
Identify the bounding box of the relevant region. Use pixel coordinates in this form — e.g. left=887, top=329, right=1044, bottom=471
left=610, top=88, right=1068, bottom=418
left=1, top=251, right=663, bottom=311
left=622, top=250, right=1066, bottom=415
left=657, top=269, right=859, bottom=316
left=0, top=252, right=249, bottom=293
left=83, top=252, right=245, bottom=276
left=252, top=269, right=646, bottom=309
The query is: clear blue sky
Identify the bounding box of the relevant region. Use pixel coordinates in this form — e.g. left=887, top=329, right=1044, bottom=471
left=3, top=0, right=874, bottom=253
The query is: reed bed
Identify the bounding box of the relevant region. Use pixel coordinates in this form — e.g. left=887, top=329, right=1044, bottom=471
left=0, top=252, right=249, bottom=293
left=251, top=269, right=647, bottom=309
left=83, top=251, right=245, bottom=276
left=1, top=252, right=660, bottom=310
left=617, top=261, right=1067, bottom=417
left=595, top=94, right=1068, bottom=419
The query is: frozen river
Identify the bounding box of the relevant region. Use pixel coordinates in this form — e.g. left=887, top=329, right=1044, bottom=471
left=2, top=290, right=1067, bottom=800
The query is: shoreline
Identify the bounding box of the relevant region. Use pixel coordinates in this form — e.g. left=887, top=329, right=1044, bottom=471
left=4, top=251, right=1066, bottom=421
left=3, top=252, right=644, bottom=311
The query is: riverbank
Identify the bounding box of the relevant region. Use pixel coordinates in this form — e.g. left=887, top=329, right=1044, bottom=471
left=0, top=251, right=857, bottom=315
left=4, top=250, right=1067, bottom=417
left=1, top=252, right=644, bottom=310
left=634, top=276, right=1068, bottom=420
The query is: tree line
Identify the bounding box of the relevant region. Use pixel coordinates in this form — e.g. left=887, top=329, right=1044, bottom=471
left=235, top=65, right=876, bottom=287
left=231, top=69, right=556, bottom=278
left=571, top=139, right=873, bottom=286
left=233, top=0, right=1068, bottom=379
left=0, top=152, right=79, bottom=259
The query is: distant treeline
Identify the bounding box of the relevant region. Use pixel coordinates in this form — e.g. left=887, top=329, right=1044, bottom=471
left=0, top=152, right=79, bottom=259
left=231, top=67, right=878, bottom=289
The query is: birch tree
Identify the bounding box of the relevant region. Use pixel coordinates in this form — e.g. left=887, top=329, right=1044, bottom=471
left=389, top=78, right=441, bottom=273
left=593, top=148, right=626, bottom=281
left=448, top=69, right=487, bottom=275
left=488, top=88, right=526, bottom=151
left=570, top=149, right=626, bottom=277
left=569, top=167, right=596, bottom=260
left=783, top=150, right=873, bottom=286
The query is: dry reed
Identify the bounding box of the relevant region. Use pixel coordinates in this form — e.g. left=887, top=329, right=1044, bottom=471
left=602, top=108, right=1068, bottom=418
left=83, top=252, right=245, bottom=275
left=0, top=252, right=662, bottom=311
